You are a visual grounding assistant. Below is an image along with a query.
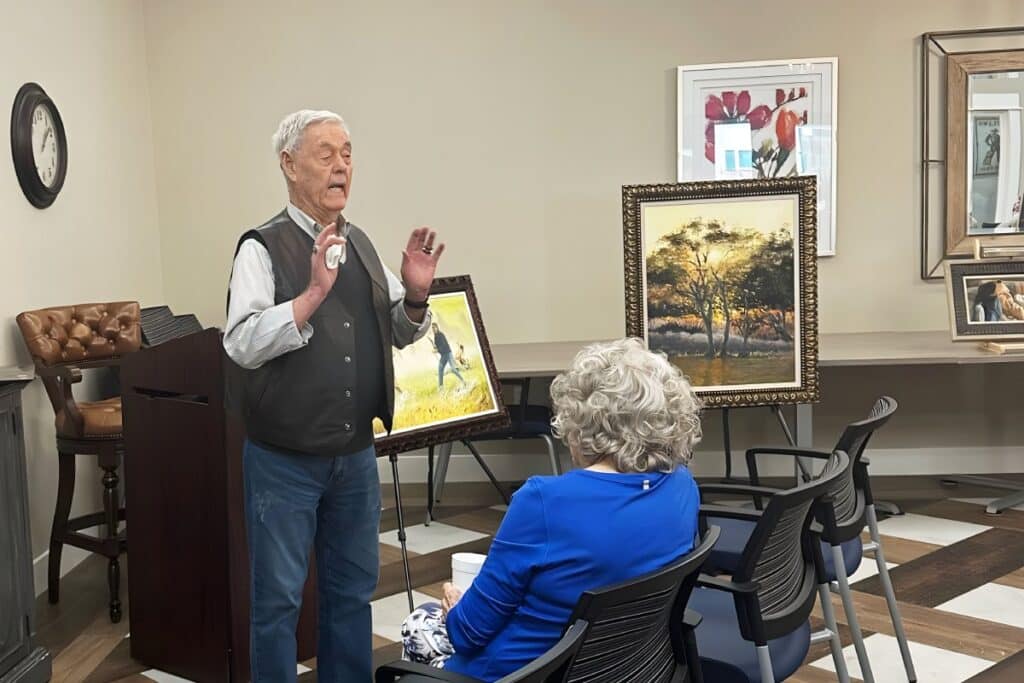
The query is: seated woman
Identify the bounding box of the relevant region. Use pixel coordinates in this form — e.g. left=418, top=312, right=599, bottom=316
left=400, top=338, right=703, bottom=681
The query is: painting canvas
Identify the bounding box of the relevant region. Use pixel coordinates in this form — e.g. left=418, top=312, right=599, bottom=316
left=373, top=275, right=509, bottom=454
left=623, top=176, right=819, bottom=407
left=973, top=115, right=1000, bottom=176
left=678, top=58, right=837, bottom=256
left=945, top=259, right=1024, bottom=341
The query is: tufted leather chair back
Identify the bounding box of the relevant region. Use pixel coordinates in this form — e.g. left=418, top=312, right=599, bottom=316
left=16, top=302, right=141, bottom=440
left=17, top=302, right=141, bottom=366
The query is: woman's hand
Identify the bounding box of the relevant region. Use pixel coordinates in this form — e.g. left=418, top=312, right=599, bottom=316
left=441, top=582, right=463, bottom=616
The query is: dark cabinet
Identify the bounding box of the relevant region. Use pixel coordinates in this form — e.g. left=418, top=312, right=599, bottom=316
left=0, top=375, right=51, bottom=683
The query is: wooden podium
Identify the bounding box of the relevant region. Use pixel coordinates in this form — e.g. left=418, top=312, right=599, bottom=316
left=121, top=328, right=316, bottom=682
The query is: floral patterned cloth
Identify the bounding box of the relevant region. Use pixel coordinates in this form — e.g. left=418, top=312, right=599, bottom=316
left=401, top=602, right=454, bottom=668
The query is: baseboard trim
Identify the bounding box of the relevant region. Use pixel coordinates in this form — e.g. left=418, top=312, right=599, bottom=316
left=375, top=446, right=1024, bottom=483
left=31, top=526, right=102, bottom=598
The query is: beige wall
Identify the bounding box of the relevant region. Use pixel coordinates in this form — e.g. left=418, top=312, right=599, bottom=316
left=0, top=2, right=163, bottom=577
left=142, top=0, right=1021, bottom=342
left=1, top=0, right=1023, bottom=591
left=139, top=0, right=1024, bottom=482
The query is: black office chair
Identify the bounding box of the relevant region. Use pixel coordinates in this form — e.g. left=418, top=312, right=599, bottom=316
left=375, top=620, right=589, bottom=683
left=693, top=452, right=852, bottom=683
left=428, top=378, right=560, bottom=516
left=376, top=525, right=720, bottom=683
left=703, top=397, right=915, bottom=683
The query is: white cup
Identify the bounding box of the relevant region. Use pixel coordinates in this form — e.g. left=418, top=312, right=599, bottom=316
left=451, top=552, right=487, bottom=591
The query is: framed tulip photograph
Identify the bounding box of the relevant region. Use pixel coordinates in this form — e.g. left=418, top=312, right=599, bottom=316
left=622, top=176, right=820, bottom=408
left=678, top=58, right=838, bottom=256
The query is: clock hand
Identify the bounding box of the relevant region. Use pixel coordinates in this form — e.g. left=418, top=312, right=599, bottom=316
left=40, top=127, right=52, bottom=153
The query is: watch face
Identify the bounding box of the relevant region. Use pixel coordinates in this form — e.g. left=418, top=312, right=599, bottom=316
left=31, top=103, right=60, bottom=188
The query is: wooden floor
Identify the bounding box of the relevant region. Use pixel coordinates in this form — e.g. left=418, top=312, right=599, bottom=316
left=31, top=477, right=1024, bottom=682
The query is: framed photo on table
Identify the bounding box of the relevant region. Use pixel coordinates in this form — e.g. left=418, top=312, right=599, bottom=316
left=622, top=176, right=819, bottom=407
left=677, top=58, right=837, bottom=256
left=373, top=275, right=509, bottom=455
left=945, top=258, right=1024, bottom=341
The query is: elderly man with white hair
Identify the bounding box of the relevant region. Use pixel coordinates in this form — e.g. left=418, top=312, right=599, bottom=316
left=223, top=110, right=444, bottom=682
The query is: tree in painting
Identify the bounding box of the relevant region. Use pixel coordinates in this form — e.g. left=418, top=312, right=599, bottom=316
left=646, top=218, right=795, bottom=387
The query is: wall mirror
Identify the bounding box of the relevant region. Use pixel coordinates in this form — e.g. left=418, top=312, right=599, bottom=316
left=946, top=51, right=1024, bottom=256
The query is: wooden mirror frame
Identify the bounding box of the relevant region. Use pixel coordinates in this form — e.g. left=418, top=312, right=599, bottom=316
left=946, top=50, right=1024, bottom=256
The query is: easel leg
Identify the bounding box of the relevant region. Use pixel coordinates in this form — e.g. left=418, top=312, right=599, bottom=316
left=772, top=404, right=812, bottom=481
left=389, top=452, right=415, bottom=613
left=426, top=445, right=435, bottom=526
left=720, top=408, right=744, bottom=483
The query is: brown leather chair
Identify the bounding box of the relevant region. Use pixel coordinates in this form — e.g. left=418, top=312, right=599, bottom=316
left=16, top=301, right=141, bottom=623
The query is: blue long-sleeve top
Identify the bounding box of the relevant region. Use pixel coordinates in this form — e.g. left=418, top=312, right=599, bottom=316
left=443, top=466, right=700, bottom=681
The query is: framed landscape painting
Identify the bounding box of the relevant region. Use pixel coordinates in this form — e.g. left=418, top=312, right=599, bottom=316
left=622, top=176, right=819, bottom=407
left=373, top=275, right=509, bottom=454
left=678, top=58, right=837, bottom=256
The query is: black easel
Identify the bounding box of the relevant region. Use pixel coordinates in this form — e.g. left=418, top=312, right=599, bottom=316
left=718, top=404, right=812, bottom=481
left=386, top=450, right=416, bottom=612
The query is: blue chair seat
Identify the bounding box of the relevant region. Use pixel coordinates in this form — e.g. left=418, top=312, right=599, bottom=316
left=691, top=586, right=811, bottom=682
left=821, top=535, right=863, bottom=581
left=478, top=404, right=553, bottom=438
left=705, top=515, right=863, bottom=580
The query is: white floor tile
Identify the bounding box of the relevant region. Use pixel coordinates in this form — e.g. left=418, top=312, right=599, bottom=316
left=846, top=559, right=897, bottom=584
left=937, top=582, right=1024, bottom=629
left=380, top=522, right=487, bottom=555
left=952, top=497, right=1024, bottom=512
left=810, top=633, right=993, bottom=682
left=874, top=513, right=989, bottom=546
left=142, top=670, right=197, bottom=683
left=371, top=590, right=436, bottom=639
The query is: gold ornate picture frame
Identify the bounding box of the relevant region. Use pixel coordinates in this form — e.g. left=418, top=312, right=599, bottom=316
left=373, top=275, right=510, bottom=455
left=622, top=176, right=819, bottom=407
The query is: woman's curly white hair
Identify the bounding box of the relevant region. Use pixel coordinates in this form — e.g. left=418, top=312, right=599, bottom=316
left=550, top=338, right=702, bottom=472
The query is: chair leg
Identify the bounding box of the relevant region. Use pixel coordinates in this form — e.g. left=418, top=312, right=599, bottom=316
left=832, top=544, right=874, bottom=683
left=867, top=504, right=917, bottom=682
left=101, top=458, right=123, bottom=623
left=817, top=582, right=852, bottom=683
left=755, top=644, right=774, bottom=683
left=48, top=450, right=76, bottom=604
left=539, top=433, right=561, bottom=475
left=461, top=440, right=510, bottom=505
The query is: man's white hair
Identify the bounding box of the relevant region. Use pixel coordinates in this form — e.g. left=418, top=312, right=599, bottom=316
left=272, top=110, right=350, bottom=157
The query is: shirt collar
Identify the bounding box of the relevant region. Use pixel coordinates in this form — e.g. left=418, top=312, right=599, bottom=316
left=286, top=202, right=346, bottom=240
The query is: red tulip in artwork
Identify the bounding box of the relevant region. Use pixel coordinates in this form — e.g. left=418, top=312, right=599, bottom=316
left=703, top=86, right=809, bottom=177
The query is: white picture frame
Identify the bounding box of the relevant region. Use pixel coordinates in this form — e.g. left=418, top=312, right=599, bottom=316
left=677, top=58, right=838, bottom=256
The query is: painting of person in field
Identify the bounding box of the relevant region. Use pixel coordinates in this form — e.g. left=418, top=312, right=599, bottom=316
left=373, top=291, right=500, bottom=438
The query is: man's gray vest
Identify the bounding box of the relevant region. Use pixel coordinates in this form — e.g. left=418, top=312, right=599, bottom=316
left=227, top=210, right=396, bottom=456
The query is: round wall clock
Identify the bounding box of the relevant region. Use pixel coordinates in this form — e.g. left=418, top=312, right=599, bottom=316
left=10, top=82, right=67, bottom=208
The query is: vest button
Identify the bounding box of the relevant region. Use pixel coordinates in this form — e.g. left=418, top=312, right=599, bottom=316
left=344, top=321, right=351, bottom=329
left=345, top=389, right=352, bottom=398
left=344, top=356, right=351, bottom=363
left=343, top=423, right=352, bottom=431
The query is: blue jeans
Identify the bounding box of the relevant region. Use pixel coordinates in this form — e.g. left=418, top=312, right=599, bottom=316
left=244, top=439, right=381, bottom=683
left=438, top=352, right=465, bottom=388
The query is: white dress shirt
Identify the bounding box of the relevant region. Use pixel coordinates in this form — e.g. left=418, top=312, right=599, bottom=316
left=224, top=203, right=430, bottom=369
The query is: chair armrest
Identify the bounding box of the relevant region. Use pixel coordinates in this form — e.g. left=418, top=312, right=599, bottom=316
left=375, top=661, right=483, bottom=683
left=35, top=357, right=124, bottom=375
left=745, top=447, right=834, bottom=486
left=683, top=608, right=703, bottom=629
left=34, top=366, right=86, bottom=435
left=697, top=573, right=758, bottom=595
left=698, top=483, right=779, bottom=499
left=699, top=503, right=764, bottom=523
